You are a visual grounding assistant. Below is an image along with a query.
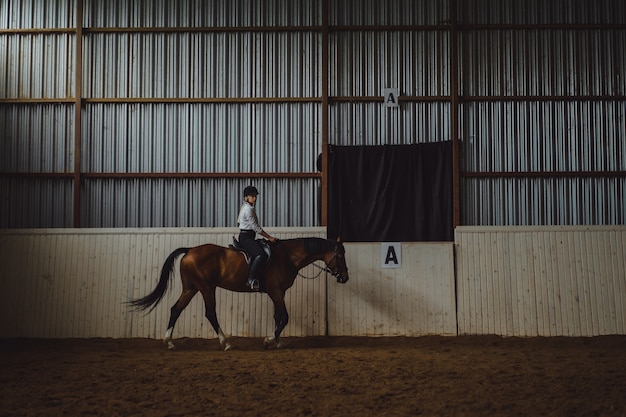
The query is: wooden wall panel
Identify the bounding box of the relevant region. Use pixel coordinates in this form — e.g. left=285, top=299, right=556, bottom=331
left=5, top=226, right=622, bottom=339
left=0, top=228, right=326, bottom=339
left=455, top=226, right=626, bottom=337
left=327, top=243, right=457, bottom=336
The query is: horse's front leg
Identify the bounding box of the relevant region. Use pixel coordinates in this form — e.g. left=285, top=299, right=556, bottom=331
left=201, top=288, right=231, bottom=351
left=264, top=295, right=288, bottom=349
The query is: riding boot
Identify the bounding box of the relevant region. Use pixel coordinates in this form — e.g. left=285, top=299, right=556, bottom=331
left=247, top=255, right=264, bottom=291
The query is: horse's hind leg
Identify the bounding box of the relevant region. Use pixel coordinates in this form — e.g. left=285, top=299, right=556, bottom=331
left=164, top=288, right=197, bottom=350
left=201, top=288, right=231, bottom=351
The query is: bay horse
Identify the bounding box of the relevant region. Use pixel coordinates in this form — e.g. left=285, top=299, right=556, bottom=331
left=129, top=237, right=349, bottom=350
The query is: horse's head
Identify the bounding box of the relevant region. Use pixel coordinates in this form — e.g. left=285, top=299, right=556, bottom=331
left=325, top=237, right=349, bottom=284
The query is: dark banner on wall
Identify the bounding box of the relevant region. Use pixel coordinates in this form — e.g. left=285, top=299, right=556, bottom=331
left=328, top=141, right=453, bottom=242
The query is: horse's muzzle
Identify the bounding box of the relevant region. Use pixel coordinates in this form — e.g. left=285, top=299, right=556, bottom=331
left=336, top=274, right=349, bottom=284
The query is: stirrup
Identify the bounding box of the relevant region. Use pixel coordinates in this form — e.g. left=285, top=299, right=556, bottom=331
left=248, top=278, right=260, bottom=291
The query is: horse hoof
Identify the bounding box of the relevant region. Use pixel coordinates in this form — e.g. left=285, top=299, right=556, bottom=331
left=167, top=342, right=176, bottom=350
left=223, top=343, right=232, bottom=351
left=263, top=337, right=282, bottom=350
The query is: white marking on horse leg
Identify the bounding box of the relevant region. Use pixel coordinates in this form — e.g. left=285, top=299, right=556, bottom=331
left=164, top=327, right=176, bottom=350
left=263, top=335, right=277, bottom=349
left=218, top=328, right=231, bottom=351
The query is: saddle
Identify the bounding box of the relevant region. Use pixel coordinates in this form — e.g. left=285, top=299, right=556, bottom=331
left=229, top=237, right=272, bottom=264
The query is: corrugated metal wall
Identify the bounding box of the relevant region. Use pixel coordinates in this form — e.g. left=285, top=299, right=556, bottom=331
left=80, top=177, right=320, bottom=227
left=459, top=0, right=625, bottom=25
left=462, top=177, right=625, bottom=225
left=83, top=0, right=320, bottom=27
left=0, top=0, right=323, bottom=228
left=81, top=103, right=320, bottom=173
left=1, top=0, right=624, bottom=229
left=459, top=21, right=626, bottom=225
left=455, top=226, right=626, bottom=336
left=83, top=32, right=320, bottom=98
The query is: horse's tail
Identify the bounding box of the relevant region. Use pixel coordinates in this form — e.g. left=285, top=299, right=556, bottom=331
left=128, top=247, right=190, bottom=313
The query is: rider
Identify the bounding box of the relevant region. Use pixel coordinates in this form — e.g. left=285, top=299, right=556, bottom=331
left=237, top=185, right=277, bottom=290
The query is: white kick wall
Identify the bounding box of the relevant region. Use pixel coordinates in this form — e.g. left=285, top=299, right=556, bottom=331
left=1, top=226, right=624, bottom=339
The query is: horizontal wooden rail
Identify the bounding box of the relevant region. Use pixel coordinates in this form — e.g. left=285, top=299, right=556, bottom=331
left=6, top=171, right=625, bottom=180
left=0, top=172, right=322, bottom=179
left=3, top=23, right=621, bottom=36
left=3, top=95, right=624, bottom=105
left=84, top=97, right=321, bottom=104
left=462, top=171, right=626, bottom=178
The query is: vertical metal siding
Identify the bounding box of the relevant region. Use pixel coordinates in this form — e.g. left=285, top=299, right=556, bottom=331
left=460, top=19, right=626, bottom=226
left=460, top=0, right=626, bottom=25
left=0, top=178, right=73, bottom=228
left=80, top=178, right=320, bottom=228
left=461, top=30, right=625, bottom=97
left=0, top=105, right=74, bottom=172
left=329, top=27, right=450, bottom=146
left=0, top=33, right=75, bottom=98
left=83, top=0, right=321, bottom=28
left=329, top=0, right=449, bottom=26
left=455, top=226, right=626, bottom=336
left=83, top=32, right=320, bottom=99
left=462, top=101, right=626, bottom=173
left=80, top=102, right=321, bottom=227
left=0, top=0, right=75, bottom=29
left=462, top=177, right=626, bottom=225
left=331, top=31, right=450, bottom=98
left=330, top=102, right=451, bottom=145
left=2, top=0, right=624, bottom=228
left=78, top=24, right=322, bottom=227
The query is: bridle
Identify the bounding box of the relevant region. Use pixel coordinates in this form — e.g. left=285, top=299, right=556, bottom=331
left=292, top=244, right=348, bottom=280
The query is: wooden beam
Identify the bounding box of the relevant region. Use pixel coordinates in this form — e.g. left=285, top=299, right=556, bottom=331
left=73, top=0, right=83, bottom=228
left=82, top=97, right=321, bottom=104
left=83, top=26, right=321, bottom=34
left=461, top=171, right=626, bottom=179
left=321, top=0, right=329, bottom=227
left=450, top=0, right=461, bottom=228
left=8, top=171, right=626, bottom=180
left=82, top=172, right=322, bottom=179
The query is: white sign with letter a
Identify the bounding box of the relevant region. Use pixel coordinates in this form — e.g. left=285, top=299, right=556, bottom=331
left=382, top=88, right=399, bottom=108
left=381, top=242, right=402, bottom=269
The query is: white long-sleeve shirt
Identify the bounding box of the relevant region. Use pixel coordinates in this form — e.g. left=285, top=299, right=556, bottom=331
left=237, top=202, right=263, bottom=234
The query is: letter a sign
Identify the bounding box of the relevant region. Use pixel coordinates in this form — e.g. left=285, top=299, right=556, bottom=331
left=382, top=88, right=399, bottom=108
left=381, top=242, right=402, bottom=269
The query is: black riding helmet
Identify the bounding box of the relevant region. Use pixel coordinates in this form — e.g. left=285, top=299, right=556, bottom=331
left=243, top=185, right=259, bottom=197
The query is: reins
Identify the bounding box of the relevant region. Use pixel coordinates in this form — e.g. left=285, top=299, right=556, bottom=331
left=276, top=240, right=342, bottom=280
left=297, top=254, right=339, bottom=280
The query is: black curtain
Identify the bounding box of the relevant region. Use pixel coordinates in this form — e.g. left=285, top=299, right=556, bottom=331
left=328, top=141, right=453, bottom=242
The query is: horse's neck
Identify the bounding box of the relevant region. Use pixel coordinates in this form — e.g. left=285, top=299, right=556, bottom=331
left=285, top=239, right=329, bottom=270
left=295, top=252, right=326, bottom=269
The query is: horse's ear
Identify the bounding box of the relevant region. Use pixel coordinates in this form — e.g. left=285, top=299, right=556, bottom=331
left=336, top=236, right=342, bottom=243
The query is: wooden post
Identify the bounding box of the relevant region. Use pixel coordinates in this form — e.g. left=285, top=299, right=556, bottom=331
left=450, top=0, right=461, bottom=228
left=73, top=0, right=83, bottom=227
left=321, top=0, right=329, bottom=226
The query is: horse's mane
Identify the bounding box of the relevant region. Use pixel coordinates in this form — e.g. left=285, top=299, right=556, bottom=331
left=297, top=237, right=335, bottom=254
